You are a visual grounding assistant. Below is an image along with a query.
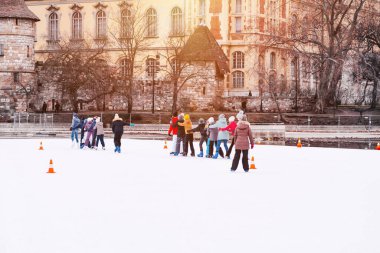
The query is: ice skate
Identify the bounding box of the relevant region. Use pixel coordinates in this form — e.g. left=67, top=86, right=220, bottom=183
left=197, top=151, right=203, bottom=157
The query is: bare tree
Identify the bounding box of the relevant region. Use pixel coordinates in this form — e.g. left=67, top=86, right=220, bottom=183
left=42, top=40, right=116, bottom=112
left=263, top=0, right=368, bottom=112
left=160, top=37, right=202, bottom=114
left=108, top=1, right=152, bottom=113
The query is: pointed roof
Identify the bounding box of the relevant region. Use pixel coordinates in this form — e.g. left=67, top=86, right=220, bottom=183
left=180, top=25, right=229, bottom=77
left=0, top=0, right=40, bottom=21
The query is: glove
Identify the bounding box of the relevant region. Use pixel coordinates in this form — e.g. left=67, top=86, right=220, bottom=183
left=251, top=144, right=254, bottom=149
left=130, top=123, right=135, bottom=127
left=168, top=133, right=172, bottom=136
left=70, top=127, right=72, bottom=131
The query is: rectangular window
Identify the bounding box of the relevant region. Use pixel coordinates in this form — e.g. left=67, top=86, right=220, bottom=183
left=0, top=44, right=4, bottom=56
left=235, top=17, right=242, bottom=33
left=27, top=45, right=30, bottom=58
left=14, top=73, right=20, bottom=83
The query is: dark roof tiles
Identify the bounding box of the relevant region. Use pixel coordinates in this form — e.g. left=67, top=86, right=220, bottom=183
left=180, top=26, right=230, bottom=76
left=0, top=0, right=40, bottom=21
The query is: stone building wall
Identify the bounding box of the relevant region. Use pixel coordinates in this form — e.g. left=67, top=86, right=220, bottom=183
left=0, top=17, right=38, bottom=114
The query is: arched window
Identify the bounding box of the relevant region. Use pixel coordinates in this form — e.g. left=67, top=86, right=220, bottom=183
left=120, top=58, right=131, bottom=77
left=291, top=14, right=298, bottom=38
left=72, top=12, right=82, bottom=39
left=49, top=12, right=59, bottom=41
left=146, top=8, right=157, bottom=37
left=171, top=7, right=183, bottom=35
left=233, top=51, right=244, bottom=69
left=302, top=60, right=308, bottom=79
left=291, top=58, right=298, bottom=80
left=96, top=10, right=107, bottom=38
left=259, top=54, right=265, bottom=71
left=232, top=71, right=244, bottom=88
left=121, top=8, right=131, bottom=38
left=236, top=0, right=242, bottom=13
left=199, top=0, right=205, bottom=16
left=147, top=58, right=159, bottom=77
left=270, top=52, right=276, bottom=69
left=301, top=17, right=308, bottom=39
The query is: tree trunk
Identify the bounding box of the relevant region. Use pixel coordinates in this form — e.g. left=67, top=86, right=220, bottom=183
left=371, top=78, right=378, bottom=109
left=171, top=80, right=178, bottom=114
left=127, top=79, right=133, bottom=113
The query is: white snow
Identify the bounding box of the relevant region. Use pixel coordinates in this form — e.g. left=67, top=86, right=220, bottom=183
left=0, top=138, right=379, bottom=253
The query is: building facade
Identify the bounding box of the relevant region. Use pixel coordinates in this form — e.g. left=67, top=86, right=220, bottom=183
left=8, top=0, right=376, bottom=113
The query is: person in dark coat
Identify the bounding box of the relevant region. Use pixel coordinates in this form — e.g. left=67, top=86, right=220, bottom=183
left=111, top=114, right=134, bottom=153
left=174, top=113, right=186, bottom=156
left=55, top=101, right=60, bottom=113
left=231, top=114, right=254, bottom=172
left=79, top=116, right=87, bottom=148
left=42, top=102, right=47, bottom=113
left=189, top=118, right=207, bottom=157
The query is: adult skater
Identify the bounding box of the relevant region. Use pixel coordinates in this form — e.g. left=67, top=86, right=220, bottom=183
left=111, top=114, right=134, bottom=153
left=95, top=117, right=105, bottom=150
left=70, top=112, right=81, bottom=148
left=210, top=114, right=229, bottom=159
left=83, top=117, right=96, bottom=149
left=173, top=113, right=186, bottom=156
left=220, top=115, right=238, bottom=159
left=230, top=114, right=254, bottom=172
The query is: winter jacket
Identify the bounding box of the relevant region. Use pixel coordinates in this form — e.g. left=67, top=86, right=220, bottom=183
left=209, top=117, right=229, bottom=140
left=220, top=121, right=237, bottom=137
left=96, top=121, right=104, bottom=135
left=207, top=123, right=219, bottom=141
left=85, top=120, right=96, bottom=132
left=234, top=121, right=254, bottom=150
left=178, top=119, right=193, bottom=134
left=71, top=115, right=81, bottom=129
left=176, top=119, right=185, bottom=138
left=168, top=116, right=178, bottom=135
left=190, top=123, right=207, bottom=137
left=112, top=119, right=130, bottom=135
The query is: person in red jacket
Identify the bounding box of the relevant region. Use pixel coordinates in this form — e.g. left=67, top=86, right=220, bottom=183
left=168, top=111, right=178, bottom=154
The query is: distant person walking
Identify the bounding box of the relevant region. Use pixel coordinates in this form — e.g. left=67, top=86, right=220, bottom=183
left=42, top=101, right=47, bottom=113
left=55, top=101, right=60, bottom=113
left=230, top=114, right=254, bottom=172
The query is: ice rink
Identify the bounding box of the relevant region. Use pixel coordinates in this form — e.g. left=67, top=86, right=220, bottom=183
left=0, top=138, right=379, bottom=253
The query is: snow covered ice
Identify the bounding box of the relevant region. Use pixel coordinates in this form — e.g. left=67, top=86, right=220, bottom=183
left=0, top=138, right=380, bottom=253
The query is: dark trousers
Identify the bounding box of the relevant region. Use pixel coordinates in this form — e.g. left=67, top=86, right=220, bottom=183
left=96, top=134, right=105, bottom=147
left=175, top=136, right=186, bottom=154
left=231, top=149, right=249, bottom=172
left=80, top=128, right=85, bottom=144
left=184, top=134, right=195, bottom=155
left=91, top=129, right=97, bottom=147
left=226, top=138, right=235, bottom=157
left=114, top=133, right=123, bottom=147
left=199, top=136, right=207, bottom=152
left=209, top=140, right=224, bottom=157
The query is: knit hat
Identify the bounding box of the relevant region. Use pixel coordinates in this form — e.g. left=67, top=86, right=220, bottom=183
left=178, top=114, right=184, bottom=120
left=236, top=111, right=244, bottom=121
left=113, top=114, right=123, bottom=121
left=218, top=114, right=225, bottom=120
left=87, top=117, right=93, bottom=122
left=198, top=118, right=205, bottom=124
left=184, top=114, right=190, bottom=120
left=241, top=114, right=248, bottom=121
left=228, top=116, right=235, bottom=123
left=207, top=117, right=215, bottom=124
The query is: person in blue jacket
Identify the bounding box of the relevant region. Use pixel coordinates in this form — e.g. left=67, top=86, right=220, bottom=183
left=70, top=112, right=81, bottom=148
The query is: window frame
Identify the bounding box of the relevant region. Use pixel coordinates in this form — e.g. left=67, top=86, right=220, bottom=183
left=232, top=71, right=245, bottom=88
left=72, top=11, right=83, bottom=40
left=146, top=8, right=157, bottom=37
left=171, top=7, right=183, bottom=36
left=232, top=51, right=244, bottom=69
left=49, top=12, right=59, bottom=41
left=96, top=10, right=107, bottom=39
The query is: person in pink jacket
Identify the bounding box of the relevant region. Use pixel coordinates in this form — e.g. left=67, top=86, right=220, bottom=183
left=220, top=115, right=238, bottom=159
left=230, top=114, right=254, bottom=172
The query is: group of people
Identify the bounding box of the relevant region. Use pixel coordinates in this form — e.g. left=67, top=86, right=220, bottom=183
left=69, top=110, right=254, bottom=171
left=70, top=113, right=133, bottom=153
left=168, top=110, right=254, bottom=172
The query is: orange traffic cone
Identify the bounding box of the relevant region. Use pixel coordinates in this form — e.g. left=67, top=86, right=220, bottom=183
left=376, top=143, right=380, bottom=150
left=47, top=159, right=55, bottom=174
left=297, top=138, right=302, bottom=148
left=163, top=140, right=168, bottom=149
left=39, top=141, right=44, bottom=150
left=250, top=156, right=256, bottom=170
